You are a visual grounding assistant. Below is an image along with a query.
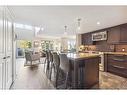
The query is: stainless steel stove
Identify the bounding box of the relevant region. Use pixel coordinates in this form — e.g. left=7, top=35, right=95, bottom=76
left=99, top=52, right=104, bottom=71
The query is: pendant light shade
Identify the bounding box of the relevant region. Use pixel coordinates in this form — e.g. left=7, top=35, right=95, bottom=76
left=64, top=25, right=67, bottom=35
left=38, top=26, right=44, bottom=34
left=77, top=18, right=81, bottom=30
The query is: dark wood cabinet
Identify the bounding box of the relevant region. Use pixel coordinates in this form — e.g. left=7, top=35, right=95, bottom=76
left=106, top=54, right=127, bottom=78
left=81, top=33, right=93, bottom=45
left=107, top=23, right=127, bottom=44
left=81, top=23, right=127, bottom=45
left=120, top=24, right=127, bottom=42
left=107, top=26, right=121, bottom=44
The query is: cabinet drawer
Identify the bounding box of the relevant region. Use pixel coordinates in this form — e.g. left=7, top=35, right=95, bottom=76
left=108, top=59, right=127, bottom=68
left=108, top=64, right=127, bottom=78
left=108, top=54, right=127, bottom=59
left=108, top=54, right=127, bottom=63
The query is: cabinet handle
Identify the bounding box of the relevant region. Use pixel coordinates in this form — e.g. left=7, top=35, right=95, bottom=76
left=113, top=65, right=125, bottom=69
left=114, top=55, right=126, bottom=57
left=6, top=56, right=10, bottom=58
left=3, top=57, right=6, bottom=59
left=113, top=58, right=125, bottom=62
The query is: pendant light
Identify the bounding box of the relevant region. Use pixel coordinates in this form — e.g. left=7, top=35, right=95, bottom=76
left=38, top=26, right=44, bottom=34
left=64, top=25, right=67, bottom=35
left=77, top=18, right=81, bottom=30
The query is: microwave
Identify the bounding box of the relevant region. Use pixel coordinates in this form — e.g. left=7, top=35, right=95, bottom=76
left=92, top=31, right=107, bottom=41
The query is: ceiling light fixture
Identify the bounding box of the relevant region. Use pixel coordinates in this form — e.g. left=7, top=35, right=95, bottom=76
left=97, top=21, right=100, bottom=25
left=77, top=18, right=81, bottom=30
left=38, top=26, right=44, bottom=34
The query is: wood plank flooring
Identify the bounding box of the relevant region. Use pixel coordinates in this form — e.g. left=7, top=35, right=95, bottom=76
left=11, top=58, right=54, bottom=89
left=11, top=58, right=127, bottom=89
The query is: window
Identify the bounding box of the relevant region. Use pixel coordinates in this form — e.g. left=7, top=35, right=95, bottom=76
left=15, top=23, right=24, bottom=29
left=68, top=40, right=76, bottom=52
left=35, top=27, right=40, bottom=32
left=41, top=40, right=54, bottom=51
left=24, top=25, right=33, bottom=30
left=35, top=27, right=40, bottom=35
left=35, top=27, right=44, bottom=35
left=15, top=23, right=33, bottom=30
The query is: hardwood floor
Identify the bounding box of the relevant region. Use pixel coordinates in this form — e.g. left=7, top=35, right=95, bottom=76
left=11, top=58, right=127, bottom=89
left=11, top=58, right=54, bottom=89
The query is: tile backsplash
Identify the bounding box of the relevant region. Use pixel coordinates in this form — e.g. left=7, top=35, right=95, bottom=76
left=115, top=45, right=127, bottom=52
left=82, top=44, right=127, bottom=52
left=87, top=45, right=115, bottom=52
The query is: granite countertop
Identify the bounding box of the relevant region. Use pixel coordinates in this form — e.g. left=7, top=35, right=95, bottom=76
left=67, top=53, right=100, bottom=60
left=103, top=52, right=127, bottom=55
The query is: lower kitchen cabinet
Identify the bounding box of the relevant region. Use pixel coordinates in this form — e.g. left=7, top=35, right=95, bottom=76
left=106, top=54, right=127, bottom=78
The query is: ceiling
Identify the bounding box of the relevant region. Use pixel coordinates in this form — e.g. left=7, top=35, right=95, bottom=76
left=9, top=6, right=127, bottom=38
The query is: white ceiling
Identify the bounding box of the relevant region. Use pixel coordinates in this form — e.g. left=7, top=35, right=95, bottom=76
left=9, top=6, right=127, bottom=37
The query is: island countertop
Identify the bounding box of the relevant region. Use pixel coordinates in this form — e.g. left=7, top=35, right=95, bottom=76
left=67, top=53, right=100, bottom=60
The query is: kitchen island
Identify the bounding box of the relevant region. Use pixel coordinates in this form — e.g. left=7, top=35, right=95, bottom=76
left=67, top=53, right=100, bottom=89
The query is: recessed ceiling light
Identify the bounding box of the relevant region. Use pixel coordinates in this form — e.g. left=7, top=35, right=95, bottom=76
left=97, top=21, right=100, bottom=25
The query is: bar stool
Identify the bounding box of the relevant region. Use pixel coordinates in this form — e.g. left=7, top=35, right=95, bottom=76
left=59, top=54, right=71, bottom=89
left=45, top=51, right=50, bottom=77
left=48, top=51, right=54, bottom=80
left=51, top=53, right=60, bottom=88
left=43, top=51, right=48, bottom=72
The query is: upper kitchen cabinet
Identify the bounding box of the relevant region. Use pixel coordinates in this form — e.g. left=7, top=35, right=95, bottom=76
left=81, top=32, right=93, bottom=45
left=81, top=23, right=127, bottom=45
left=107, top=23, right=127, bottom=44
left=107, top=26, right=121, bottom=44
left=120, top=23, right=127, bottom=42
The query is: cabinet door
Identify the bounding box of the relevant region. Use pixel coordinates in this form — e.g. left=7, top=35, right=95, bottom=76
left=87, top=33, right=93, bottom=45
left=0, top=7, right=5, bottom=89
left=120, top=24, right=127, bottom=42
left=83, top=34, right=88, bottom=45
left=107, top=26, right=120, bottom=44
left=81, top=34, right=85, bottom=45
left=0, top=59, right=5, bottom=89
left=82, top=33, right=93, bottom=45
left=0, top=8, right=5, bottom=54
left=0, top=7, right=13, bottom=89
left=0, top=61, right=3, bottom=89
left=5, top=11, right=13, bottom=89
